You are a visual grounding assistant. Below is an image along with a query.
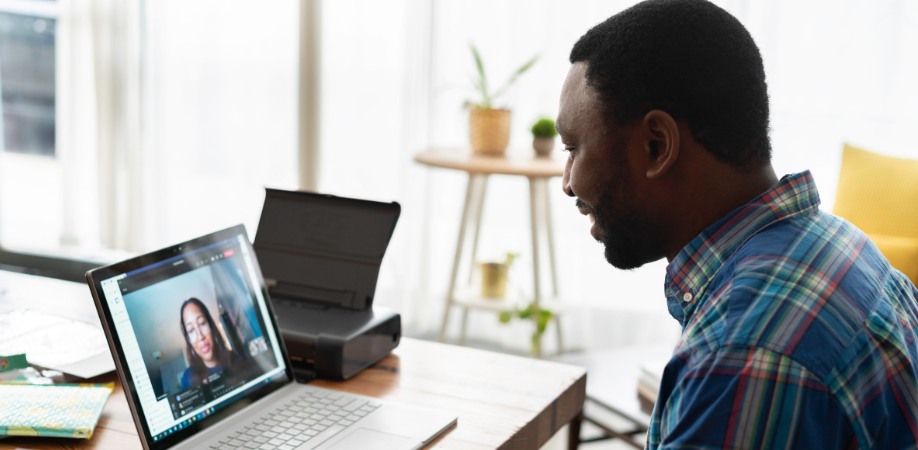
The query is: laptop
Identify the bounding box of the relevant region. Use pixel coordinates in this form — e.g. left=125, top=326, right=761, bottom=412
left=86, top=225, right=457, bottom=450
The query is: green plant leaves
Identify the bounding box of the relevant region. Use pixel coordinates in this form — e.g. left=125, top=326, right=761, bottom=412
left=491, top=54, right=540, bottom=102
left=531, top=118, right=558, bottom=138
left=535, top=309, right=552, bottom=334
left=517, top=305, right=532, bottom=319
left=467, top=44, right=538, bottom=110
left=470, top=44, right=491, bottom=109
left=497, top=302, right=555, bottom=356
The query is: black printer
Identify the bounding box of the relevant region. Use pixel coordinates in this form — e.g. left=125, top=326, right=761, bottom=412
left=254, top=189, right=401, bottom=381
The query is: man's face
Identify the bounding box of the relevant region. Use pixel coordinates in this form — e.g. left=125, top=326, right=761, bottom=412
left=557, top=62, right=655, bottom=270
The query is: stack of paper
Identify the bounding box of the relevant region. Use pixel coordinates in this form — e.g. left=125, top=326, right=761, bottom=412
left=0, top=309, right=112, bottom=376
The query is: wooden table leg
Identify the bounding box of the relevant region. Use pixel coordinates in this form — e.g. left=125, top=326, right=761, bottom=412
left=458, top=306, right=470, bottom=345
left=540, top=178, right=560, bottom=298
left=438, top=174, right=479, bottom=342
left=568, top=410, right=583, bottom=450
left=467, top=175, right=489, bottom=285
left=537, top=177, right=565, bottom=354
left=528, top=177, right=543, bottom=358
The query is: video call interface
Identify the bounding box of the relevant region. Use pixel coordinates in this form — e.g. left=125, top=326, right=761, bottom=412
left=103, top=235, right=286, bottom=443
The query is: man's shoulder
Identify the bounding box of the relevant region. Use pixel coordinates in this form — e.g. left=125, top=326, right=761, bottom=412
left=704, top=214, right=918, bottom=450
left=714, top=209, right=908, bottom=375
left=667, top=205, right=918, bottom=449
left=715, top=211, right=914, bottom=377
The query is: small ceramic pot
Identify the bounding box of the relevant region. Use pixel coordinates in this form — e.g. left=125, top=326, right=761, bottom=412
left=533, top=136, right=555, bottom=157
left=480, top=262, right=509, bottom=299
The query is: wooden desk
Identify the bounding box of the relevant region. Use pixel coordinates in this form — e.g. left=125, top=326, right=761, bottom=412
left=1, top=338, right=586, bottom=450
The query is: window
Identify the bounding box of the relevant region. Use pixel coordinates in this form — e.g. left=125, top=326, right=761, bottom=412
left=0, top=0, right=63, bottom=250
left=0, top=6, right=56, bottom=157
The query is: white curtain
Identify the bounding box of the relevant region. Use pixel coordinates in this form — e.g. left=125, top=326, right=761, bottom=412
left=91, top=0, right=145, bottom=252
left=141, top=0, right=300, bottom=250
left=55, top=0, right=300, bottom=254
left=51, top=0, right=144, bottom=253
left=318, top=0, right=918, bottom=354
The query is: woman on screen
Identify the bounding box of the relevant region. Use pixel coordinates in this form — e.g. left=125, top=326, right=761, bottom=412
left=179, top=298, right=236, bottom=390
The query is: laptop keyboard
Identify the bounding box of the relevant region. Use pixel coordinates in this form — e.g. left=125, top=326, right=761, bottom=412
left=210, top=388, right=381, bottom=450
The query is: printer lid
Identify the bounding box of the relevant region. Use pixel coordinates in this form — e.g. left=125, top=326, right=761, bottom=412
left=253, top=189, right=400, bottom=311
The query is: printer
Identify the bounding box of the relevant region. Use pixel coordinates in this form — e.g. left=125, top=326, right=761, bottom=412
left=254, top=189, right=401, bottom=381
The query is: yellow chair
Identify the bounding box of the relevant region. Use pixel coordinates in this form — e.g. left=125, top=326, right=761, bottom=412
left=832, top=144, right=918, bottom=284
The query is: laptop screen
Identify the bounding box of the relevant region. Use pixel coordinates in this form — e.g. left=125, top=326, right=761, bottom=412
left=95, top=230, right=288, bottom=445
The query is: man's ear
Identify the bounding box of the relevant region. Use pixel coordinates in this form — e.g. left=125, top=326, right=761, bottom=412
left=641, top=110, right=680, bottom=179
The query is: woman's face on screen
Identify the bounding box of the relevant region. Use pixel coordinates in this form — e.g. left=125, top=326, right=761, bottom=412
left=183, top=303, right=217, bottom=367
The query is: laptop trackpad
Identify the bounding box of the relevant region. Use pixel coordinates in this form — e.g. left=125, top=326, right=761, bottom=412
left=328, top=428, right=411, bottom=450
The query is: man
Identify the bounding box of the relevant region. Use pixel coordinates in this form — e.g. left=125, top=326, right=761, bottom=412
left=556, top=1, right=918, bottom=449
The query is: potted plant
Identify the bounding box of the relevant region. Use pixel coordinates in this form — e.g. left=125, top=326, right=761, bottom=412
left=480, top=253, right=518, bottom=299
left=530, top=117, right=558, bottom=157
left=466, top=45, right=538, bottom=156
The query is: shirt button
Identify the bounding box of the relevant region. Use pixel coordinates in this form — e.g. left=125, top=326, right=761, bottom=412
left=683, top=292, right=694, bottom=302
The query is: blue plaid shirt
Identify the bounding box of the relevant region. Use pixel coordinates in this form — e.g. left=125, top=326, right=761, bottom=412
left=648, top=171, right=918, bottom=449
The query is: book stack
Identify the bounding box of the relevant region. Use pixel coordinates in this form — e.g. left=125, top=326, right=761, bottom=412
left=0, top=353, right=113, bottom=439
left=637, top=359, right=667, bottom=415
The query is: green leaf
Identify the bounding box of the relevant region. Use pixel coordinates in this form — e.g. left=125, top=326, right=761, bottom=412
left=491, top=54, right=540, bottom=101
left=536, top=315, right=549, bottom=334
left=470, top=44, right=490, bottom=109
left=517, top=305, right=532, bottom=320
left=498, top=310, right=512, bottom=324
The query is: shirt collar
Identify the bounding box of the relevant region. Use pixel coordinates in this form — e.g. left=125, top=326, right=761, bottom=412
left=664, top=171, right=821, bottom=325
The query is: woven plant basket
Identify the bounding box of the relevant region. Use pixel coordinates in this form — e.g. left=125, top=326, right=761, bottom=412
left=469, top=108, right=511, bottom=155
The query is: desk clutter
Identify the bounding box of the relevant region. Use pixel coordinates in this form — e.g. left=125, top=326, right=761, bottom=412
left=0, top=270, right=115, bottom=379
left=0, top=308, right=110, bottom=376
left=0, top=189, right=590, bottom=449
left=0, top=353, right=113, bottom=440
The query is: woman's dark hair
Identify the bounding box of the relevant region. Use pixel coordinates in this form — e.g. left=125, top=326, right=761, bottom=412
left=570, top=0, right=771, bottom=172
left=180, top=297, right=234, bottom=386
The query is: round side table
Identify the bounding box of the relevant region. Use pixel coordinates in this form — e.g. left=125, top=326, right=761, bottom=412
left=414, top=148, right=566, bottom=357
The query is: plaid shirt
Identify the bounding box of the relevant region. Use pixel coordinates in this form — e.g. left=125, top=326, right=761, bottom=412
left=647, top=171, right=918, bottom=450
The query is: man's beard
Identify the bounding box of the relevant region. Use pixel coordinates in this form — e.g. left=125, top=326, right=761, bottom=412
left=578, top=178, right=650, bottom=270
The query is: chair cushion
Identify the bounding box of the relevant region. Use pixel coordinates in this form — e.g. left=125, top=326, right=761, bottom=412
left=832, top=144, right=918, bottom=238
left=869, top=233, right=918, bottom=285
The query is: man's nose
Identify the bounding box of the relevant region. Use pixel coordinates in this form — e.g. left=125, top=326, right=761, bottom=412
left=561, top=155, right=575, bottom=197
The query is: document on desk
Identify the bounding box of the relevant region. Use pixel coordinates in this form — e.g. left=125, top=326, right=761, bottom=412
left=0, top=270, right=115, bottom=378
left=0, top=309, right=113, bottom=378
left=0, top=309, right=108, bottom=365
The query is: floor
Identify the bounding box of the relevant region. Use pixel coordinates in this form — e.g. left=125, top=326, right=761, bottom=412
left=540, top=400, right=648, bottom=450
left=540, top=424, right=645, bottom=450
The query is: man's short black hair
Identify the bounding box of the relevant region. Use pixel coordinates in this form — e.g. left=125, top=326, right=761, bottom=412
left=570, top=0, right=771, bottom=171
